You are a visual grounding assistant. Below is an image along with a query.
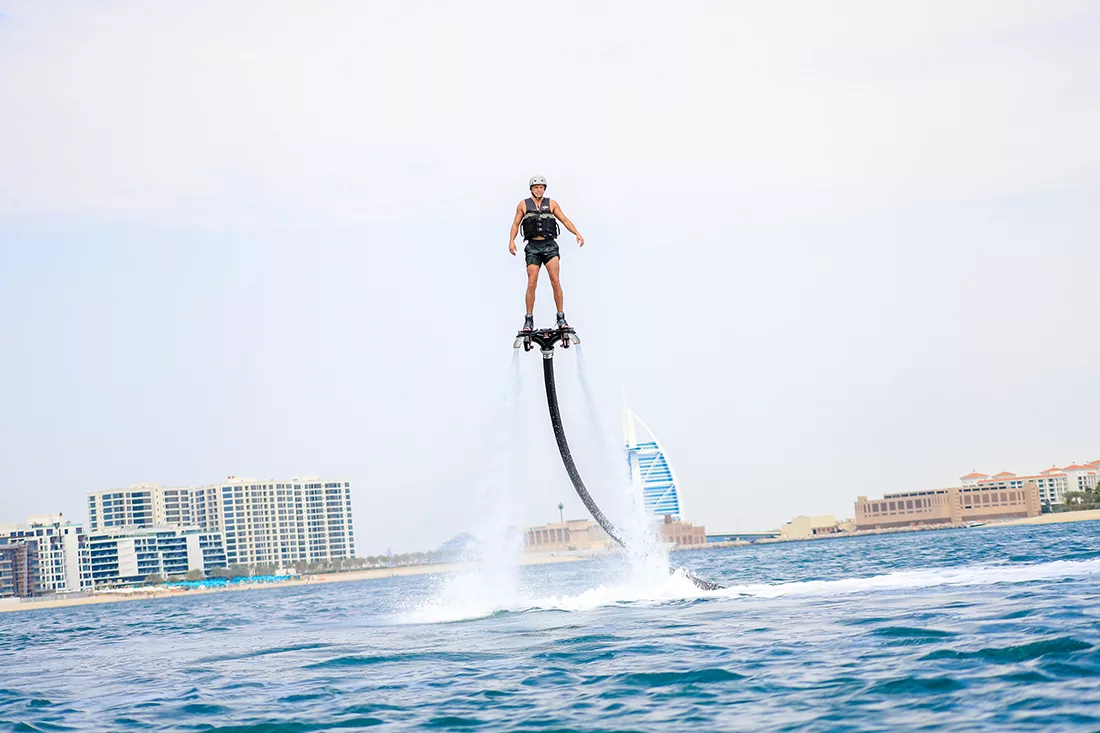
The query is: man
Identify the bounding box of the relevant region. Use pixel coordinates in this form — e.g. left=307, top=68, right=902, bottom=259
left=509, top=175, right=585, bottom=331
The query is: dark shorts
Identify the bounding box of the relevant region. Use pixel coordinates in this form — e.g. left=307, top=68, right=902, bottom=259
left=524, top=239, right=560, bottom=267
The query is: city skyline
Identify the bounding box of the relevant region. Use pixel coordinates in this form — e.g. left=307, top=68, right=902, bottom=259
left=3, top=449, right=1097, bottom=597
left=5, top=453, right=1097, bottom=553
left=2, top=473, right=356, bottom=595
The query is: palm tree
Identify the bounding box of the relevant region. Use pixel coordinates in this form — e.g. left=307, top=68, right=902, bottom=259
left=558, top=502, right=564, bottom=523
left=1062, top=487, right=1100, bottom=511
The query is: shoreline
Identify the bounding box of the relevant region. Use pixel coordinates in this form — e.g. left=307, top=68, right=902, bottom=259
left=0, top=553, right=583, bottom=614
left=677, top=508, right=1100, bottom=549
left=5, top=511, right=1099, bottom=614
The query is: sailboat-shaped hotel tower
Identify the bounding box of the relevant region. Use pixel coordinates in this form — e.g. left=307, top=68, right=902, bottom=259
left=624, top=408, right=683, bottom=521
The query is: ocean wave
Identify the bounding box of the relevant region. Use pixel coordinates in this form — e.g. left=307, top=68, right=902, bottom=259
left=922, top=636, right=1092, bottom=663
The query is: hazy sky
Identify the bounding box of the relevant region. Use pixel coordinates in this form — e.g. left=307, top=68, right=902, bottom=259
left=2, top=1, right=1098, bottom=553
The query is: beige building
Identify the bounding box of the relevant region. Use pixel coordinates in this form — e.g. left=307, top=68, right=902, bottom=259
left=780, top=515, right=842, bottom=540
left=524, top=519, right=615, bottom=553
left=854, top=482, right=1040, bottom=529
left=659, top=516, right=707, bottom=546
left=524, top=516, right=707, bottom=552
left=0, top=543, right=38, bottom=598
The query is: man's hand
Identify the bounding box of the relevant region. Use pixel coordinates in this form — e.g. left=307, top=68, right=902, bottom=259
left=509, top=242, right=517, bottom=256
left=576, top=234, right=585, bottom=247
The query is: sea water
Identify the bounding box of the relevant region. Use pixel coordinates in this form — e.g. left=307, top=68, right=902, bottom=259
left=3, top=521, right=1100, bottom=732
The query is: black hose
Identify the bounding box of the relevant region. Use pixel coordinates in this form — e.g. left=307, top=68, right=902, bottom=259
left=540, top=352, right=723, bottom=591
left=542, top=355, right=626, bottom=548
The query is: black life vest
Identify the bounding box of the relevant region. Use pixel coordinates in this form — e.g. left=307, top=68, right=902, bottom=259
left=521, top=197, right=560, bottom=241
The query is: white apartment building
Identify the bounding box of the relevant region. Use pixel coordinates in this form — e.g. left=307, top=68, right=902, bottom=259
left=87, top=476, right=355, bottom=568
left=960, top=459, right=1100, bottom=506
left=155, top=487, right=194, bottom=526
left=86, top=526, right=226, bottom=587
left=198, top=477, right=355, bottom=567
left=87, top=484, right=190, bottom=532
left=0, top=514, right=91, bottom=592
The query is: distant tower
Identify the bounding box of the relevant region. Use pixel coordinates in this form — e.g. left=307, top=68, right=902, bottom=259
left=624, top=408, right=683, bottom=521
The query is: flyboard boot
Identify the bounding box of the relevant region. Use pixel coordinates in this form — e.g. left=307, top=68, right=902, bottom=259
left=556, top=312, right=571, bottom=346
left=514, top=314, right=536, bottom=351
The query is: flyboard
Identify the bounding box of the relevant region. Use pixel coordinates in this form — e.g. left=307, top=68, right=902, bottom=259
left=514, top=326, right=722, bottom=591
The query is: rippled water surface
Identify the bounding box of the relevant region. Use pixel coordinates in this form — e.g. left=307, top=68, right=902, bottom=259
left=4, top=522, right=1100, bottom=732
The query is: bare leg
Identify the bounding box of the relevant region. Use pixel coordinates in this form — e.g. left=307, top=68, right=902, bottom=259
left=545, top=256, right=564, bottom=312
left=525, top=264, right=541, bottom=314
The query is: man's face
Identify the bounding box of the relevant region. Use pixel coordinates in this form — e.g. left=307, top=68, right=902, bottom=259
left=531, top=185, right=546, bottom=198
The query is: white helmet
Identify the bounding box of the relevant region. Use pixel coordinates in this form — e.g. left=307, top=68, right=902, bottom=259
left=529, top=175, right=547, bottom=188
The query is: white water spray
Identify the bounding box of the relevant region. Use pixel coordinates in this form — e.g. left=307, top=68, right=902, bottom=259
left=570, top=346, right=671, bottom=586
left=409, top=351, right=527, bottom=621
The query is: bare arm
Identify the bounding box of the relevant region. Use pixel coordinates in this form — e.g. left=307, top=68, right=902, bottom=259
left=508, top=202, right=524, bottom=255
left=551, top=200, right=584, bottom=246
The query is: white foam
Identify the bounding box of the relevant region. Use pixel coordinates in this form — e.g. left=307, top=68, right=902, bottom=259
left=718, top=557, right=1100, bottom=600
left=397, top=558, right=1100, bottom=624
left=400, top=563, right=700, bottom=624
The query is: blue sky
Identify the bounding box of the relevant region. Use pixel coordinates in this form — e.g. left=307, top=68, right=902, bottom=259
left=1, top=1, right=1098, bottom=552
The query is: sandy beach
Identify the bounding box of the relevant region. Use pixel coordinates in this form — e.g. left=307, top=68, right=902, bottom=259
left=980, top=508, right=1100, bottom=528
